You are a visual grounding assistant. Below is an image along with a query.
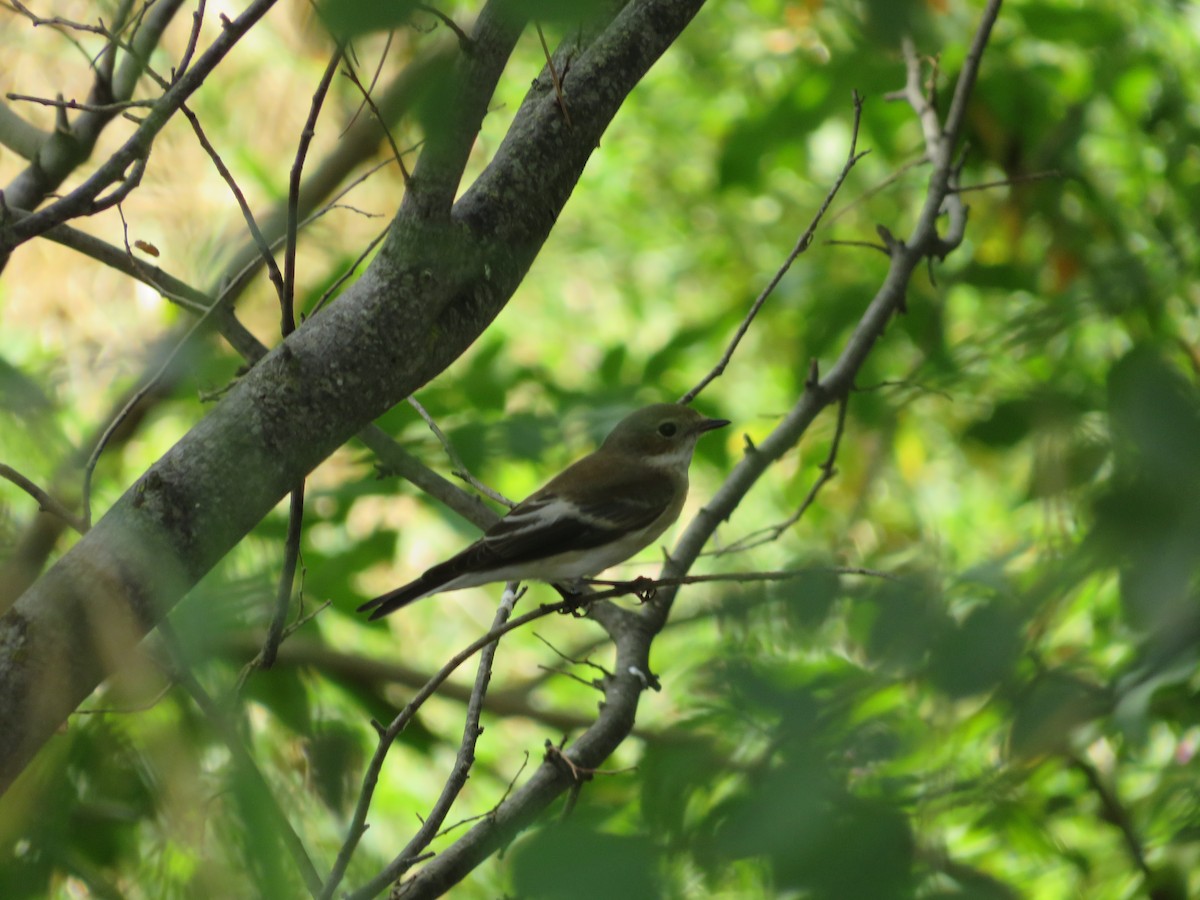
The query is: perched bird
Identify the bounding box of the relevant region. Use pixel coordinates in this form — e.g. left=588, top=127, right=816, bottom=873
left=359, top=403, right=729, bottom=619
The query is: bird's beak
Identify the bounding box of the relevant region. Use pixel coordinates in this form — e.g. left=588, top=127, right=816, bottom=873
left=697, top=416, right=731, bottom=434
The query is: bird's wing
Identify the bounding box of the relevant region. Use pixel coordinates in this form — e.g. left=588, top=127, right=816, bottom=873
left=457, top=468, right=677, bottom=570
left=358, top=462, right=678, bottom=619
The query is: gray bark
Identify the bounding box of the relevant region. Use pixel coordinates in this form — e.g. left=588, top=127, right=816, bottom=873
left=0, top=0, right=708, bottom=794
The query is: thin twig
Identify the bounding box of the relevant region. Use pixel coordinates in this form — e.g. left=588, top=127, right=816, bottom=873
left=535, top=22, right=571, bottom=127
left=680, top=91, right=869, bottom=405
left=74, top=680, right=174, bottom=715
left=951, top=169, right=1064, bottom=193
left=179, top=101, right=285, bottom=305
left=535, top=662, right=605, bottom=692
left=6, top=0, right=111, bottom=36
left=81, top=307, right=211, bottom=528
left=283, top=46, right=342, bottom=336
left=715, top=395, right=849, bottom=555
left=259, top=482, right=306, bottom=670
left=532, top=631, right=610, bottom=680
left=218, top=155, right=407, bottom=312
left=4, top=92, right=155, bottom=113
left=307, top=223, right=388, bottom=317
left=0, top=463, right=87, bottom=534
left=74, top=222, right=276, bottom=528
left=824, top=237, right=890, bottom=255
left=854, top=377, right=954, bottom=401
left=341, top=54, right=411, bottom=184
left=233, top=600, right=331, bottom=698
left=419, top=4, right=471, bottom=50
left=323, top=594, right=571, bottom=900
left=1, top=0, right=279, bottom=252
left=365, top=585, right=520, bottom=894
left=434, top=751, right=530, bottom=840
left=8, top=202, right=211, bottom=314
left=531, top=631, right=609, bottom=692
left=341, top=30, right=393, bottom=136
left=407, top=397, right=516, bottom=508
left=583, top=565, right=899, bottom=603
left=173, top=0, right=206, bottom=81
left=826, top=153, right=928, bottom=226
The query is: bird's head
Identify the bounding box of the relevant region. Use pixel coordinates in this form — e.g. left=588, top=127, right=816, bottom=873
left=600, top=403, right=729, bottom=464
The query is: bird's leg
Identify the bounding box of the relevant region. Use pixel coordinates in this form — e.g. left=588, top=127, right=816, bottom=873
left=629, top=576, right=658, bottom=603
left=552, top=580, right=590, bottom=615
left=582, top=576, right=658, bottom=602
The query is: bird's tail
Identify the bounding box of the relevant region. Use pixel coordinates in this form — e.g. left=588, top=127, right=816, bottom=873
left=357, top=573, right=442, bottom=620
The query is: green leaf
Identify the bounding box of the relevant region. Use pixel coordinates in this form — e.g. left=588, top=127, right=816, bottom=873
left=315, top=0, right=422, bottom=38
left=509, top=818, right=661, bottom=900
left=927, top=602, right=1023, bottom=699
left=1008, top=672, right=1110, bottom=758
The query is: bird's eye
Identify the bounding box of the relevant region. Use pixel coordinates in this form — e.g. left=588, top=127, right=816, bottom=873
left=658, top=422, right=678, bottom=437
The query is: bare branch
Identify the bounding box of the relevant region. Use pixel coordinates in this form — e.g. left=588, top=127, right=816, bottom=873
left=0, top=464, right=87, bottom=534
left=951, top=169, right=1064, bottom=193
left=0, top=36, right=455, bottom=602
left=355, top=585, right=520, bottom=896
left=259, top=483, right=306, bottom=670
left=680, top=91, right=868, bottom=405
left=233, top=600, right=332, bottom=698
left=584, top=565, right=899, bottom=600
left=179, top=101, right=285, bottom=305
left=324, top=593, right=570, bottom=899
left=4, top=92, right=155, bottom=114
left=340, top=50, right=411, bottom=184
left=0, top=0, right=279, bottom=256
left=716, top=395, right=849, bottom=555
left=308, top=223, right=389, bottom=317
left=284, top=46, right=343, bottom=335
left=408, top=397, right=516, bottom=508
left=660, top=3, right=1004, bottom=633
left=173, top=0, right=206, bottom=81
left=418, top=4, right=472, bottom=50
left=536, top=22, right=572, bottom=128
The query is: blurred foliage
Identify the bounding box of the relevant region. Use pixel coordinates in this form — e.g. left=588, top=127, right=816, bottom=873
left=2, top=0, right=1200, bottom=898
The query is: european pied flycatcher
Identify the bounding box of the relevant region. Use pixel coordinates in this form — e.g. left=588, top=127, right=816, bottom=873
left=359, top=403, right=729, bottom=619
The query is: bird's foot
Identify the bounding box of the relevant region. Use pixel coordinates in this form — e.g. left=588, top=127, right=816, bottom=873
left=552, top=582, right=590, bottom=616
left=629, top=575, right=658, bottom=603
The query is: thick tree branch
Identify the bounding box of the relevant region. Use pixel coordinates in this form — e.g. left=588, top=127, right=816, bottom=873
left=0, top=0, right=709, bottom=798
left=401, top=0, right=524, bottom=220
left=0, top=33, right=456, bottom=605
left=0, top=99, right=50, bottom=159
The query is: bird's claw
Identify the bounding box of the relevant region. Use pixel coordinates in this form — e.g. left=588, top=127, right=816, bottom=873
left=630, top=576, right=658, bottom=603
